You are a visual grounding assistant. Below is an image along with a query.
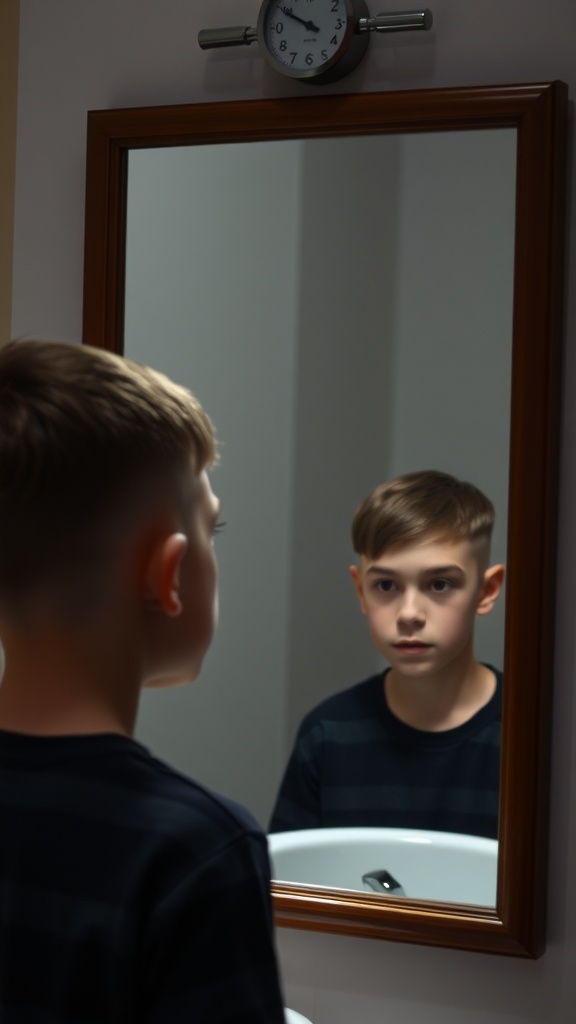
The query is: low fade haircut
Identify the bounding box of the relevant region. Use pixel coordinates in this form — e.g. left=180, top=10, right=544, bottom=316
left=0, top=340, right=217, bottom=610
left=352, top=470, right=495, bottom=563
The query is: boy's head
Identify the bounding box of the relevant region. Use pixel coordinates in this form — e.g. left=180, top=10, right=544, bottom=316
left=349, top=471, right=505, bottom=679
left=352, top=470, right=496, bottom=570
left=0, top=340, right=218, bottom=630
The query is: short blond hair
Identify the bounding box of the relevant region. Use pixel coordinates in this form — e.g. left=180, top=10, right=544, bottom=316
left=352, top=470, right=495, bottom=560
left=0, top=340, right=217, bottom=606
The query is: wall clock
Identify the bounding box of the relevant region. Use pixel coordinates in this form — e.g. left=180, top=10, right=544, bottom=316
left=199, top=5, right=433, bottom=85
left=257, top=0, right=370, bottom=84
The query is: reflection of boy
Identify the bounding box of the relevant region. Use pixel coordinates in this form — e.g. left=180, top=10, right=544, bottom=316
left=0, top=342, right=285, bottom=1022
left=269, top=470, right=505, bottom=840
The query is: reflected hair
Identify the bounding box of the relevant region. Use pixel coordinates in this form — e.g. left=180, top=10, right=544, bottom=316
left=0, top=340, right=217, bottom=607
left=352, top=470, right=495, bottom=560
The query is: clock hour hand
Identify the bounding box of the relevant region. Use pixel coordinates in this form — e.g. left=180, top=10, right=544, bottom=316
left=279, top=6, right=321, bottom=32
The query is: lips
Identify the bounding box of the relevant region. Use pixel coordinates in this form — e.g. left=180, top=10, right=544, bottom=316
left=393, top=641, right=432, bottom=652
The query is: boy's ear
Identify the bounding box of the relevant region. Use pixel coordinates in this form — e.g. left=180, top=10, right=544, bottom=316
left=476, top=564, right=506, bottom=616
left=349, top=564, right=367, bottom=615
left=144, top=532, right=188, bottom=617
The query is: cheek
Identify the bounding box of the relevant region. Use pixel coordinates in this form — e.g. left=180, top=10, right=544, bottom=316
left=204, top=553, right=219, bottom=630
left=187, top=548, right=218, bottom=629
left=206, top=579, right=219, bottom=640
left=366, top=597, right=393, bottom=620
left=365, top=605, right=393, bottom=640
left=439, top=601, right=477, bottom=640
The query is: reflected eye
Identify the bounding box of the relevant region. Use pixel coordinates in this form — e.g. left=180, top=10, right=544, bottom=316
left=375, top=579, right=395, bottom=593
left=430, top=578, right=451, bottom=593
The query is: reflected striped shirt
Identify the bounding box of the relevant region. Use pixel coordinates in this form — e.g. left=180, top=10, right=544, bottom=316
left=269, top=667, right=501, bottom=839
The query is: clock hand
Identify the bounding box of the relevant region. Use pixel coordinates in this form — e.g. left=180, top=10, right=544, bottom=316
left=279, top=7, right=321, bottom=32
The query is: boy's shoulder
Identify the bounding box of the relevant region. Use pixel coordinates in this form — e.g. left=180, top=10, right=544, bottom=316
left=297, top=672, right=386, bottom=732
left=0, top=731, right=285, bottom=1023
left=0, top=729, right=263, bottom=862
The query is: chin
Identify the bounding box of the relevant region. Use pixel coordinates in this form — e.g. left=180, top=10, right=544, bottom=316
left=144, top=664, right=202, bottom=689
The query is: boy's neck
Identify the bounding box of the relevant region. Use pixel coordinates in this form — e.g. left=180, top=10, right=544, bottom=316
left=0, top=618, right=141, bottom=738
left=0, top=684, right=135, bottom=737
left=384, top=655, right=496, bottom=732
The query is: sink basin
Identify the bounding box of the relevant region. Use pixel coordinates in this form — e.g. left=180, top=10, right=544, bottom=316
left=285, top=1011, right=313, bottom=1024
left=268, top=827, right=498, bottom=905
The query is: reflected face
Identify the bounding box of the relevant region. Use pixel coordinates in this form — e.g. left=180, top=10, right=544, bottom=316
left=350, top=535, right=496, bottom=681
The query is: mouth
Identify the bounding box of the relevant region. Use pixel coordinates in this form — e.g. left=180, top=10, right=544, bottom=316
left=393, top=641, right=432, bottom=654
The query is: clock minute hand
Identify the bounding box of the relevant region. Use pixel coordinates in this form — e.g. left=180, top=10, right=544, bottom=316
left=279, top=7, right=321, bottom=32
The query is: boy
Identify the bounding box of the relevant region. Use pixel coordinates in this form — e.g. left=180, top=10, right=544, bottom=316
left=269, top=470, right=505, bottom=840
left=0, top=340, right=285, bottom=1023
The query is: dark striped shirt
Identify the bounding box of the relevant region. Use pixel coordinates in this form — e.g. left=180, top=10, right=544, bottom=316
left=269, top=667, right=501, bottom=839
left=0, top=731, right=285, bottom=1023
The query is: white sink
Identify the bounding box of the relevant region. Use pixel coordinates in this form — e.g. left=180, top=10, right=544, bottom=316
left=268, top=827, right=498, bottom=905
left=285, top=1011, right=313, bottom=1024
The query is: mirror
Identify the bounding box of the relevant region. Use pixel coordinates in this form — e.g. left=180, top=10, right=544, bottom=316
left=82, top=82, right=567, bottom=956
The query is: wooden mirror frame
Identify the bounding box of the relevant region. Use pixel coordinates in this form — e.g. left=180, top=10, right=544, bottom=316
left=82, top=81, right=567, bottom=958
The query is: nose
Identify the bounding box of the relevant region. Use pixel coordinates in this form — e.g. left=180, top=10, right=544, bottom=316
left=397, top=587, right=425, bottom=627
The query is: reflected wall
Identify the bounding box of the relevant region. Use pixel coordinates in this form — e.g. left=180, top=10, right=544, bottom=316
left=125, top=129, right=516, bottom=827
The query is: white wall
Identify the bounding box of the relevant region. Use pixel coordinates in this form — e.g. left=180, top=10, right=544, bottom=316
left=11, top=2, right=576, bottom=1022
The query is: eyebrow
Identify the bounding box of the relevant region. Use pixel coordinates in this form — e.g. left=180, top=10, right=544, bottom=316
left=366, top=564, right=466, bottom=579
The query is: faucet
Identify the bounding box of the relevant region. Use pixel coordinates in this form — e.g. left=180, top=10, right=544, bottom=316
left=362, top=869, right=406, bottom=896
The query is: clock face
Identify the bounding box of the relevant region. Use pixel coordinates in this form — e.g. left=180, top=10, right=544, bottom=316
left=258, top=0, right=357, bottom=78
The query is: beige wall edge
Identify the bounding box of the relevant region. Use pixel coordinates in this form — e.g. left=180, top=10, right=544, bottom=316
left=0, top=0, right=20, bottom=347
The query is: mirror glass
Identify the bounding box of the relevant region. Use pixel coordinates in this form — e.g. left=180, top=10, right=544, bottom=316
left=124, top=129, right=516, bottom=905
